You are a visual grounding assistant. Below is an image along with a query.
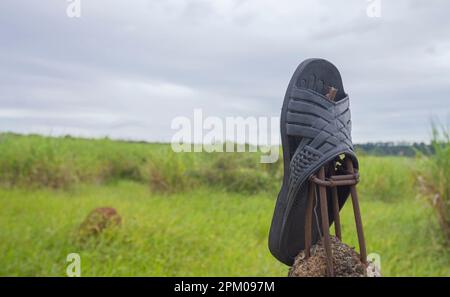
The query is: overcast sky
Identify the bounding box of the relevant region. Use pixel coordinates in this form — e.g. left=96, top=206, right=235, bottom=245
left=1, top=0, right=449, bottom=144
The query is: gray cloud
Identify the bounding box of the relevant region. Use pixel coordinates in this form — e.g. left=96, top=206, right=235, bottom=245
left=0, top=0, right=449, bottom=143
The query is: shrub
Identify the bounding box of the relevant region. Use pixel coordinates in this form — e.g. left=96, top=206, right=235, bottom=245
left=417, top=124, right=450, bottom=242
left=148, top=150, right=194, bottom=193
left=0, top=134, right=78, bottom=188
left=100, top=153, right=144, bottom=183
left=191, top=153, right=277, bottom=194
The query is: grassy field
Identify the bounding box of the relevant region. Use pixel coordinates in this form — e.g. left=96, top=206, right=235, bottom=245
left=0, top=133, right=449, bottom=276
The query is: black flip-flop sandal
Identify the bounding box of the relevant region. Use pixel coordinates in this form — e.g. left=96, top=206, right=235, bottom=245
left=268, top=58, right=358, bottom=265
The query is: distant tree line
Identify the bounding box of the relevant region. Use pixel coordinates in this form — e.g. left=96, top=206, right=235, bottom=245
left=354, top=142, right=433, bottom=157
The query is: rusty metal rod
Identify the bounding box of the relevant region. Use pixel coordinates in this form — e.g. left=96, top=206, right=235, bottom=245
left=345, top=158, right=367, bottom=264
left=304, top=159, right=367, bottom=275
left=331, top=165, right=342, bottom=240
left=310, top=177, right=358, bottom=187
left=330, top=173, right=359, bottom=181
left=304, top=182, right=315, bottom=259
left=318, top=167, right=334, bottom=276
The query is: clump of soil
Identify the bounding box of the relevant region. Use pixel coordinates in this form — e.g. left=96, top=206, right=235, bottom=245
left=76, top=207, right=121, bottom=241
left=288, top=236, right=367, bottom=277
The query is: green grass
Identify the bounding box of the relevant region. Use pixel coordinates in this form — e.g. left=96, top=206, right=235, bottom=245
left=416, top=125, right=450, bottom=241
left=0, top=182, right=448, bottom=276
left=0, top=133, right=449, bottom=276
left=0, top=182, right=286, bottom=276
left=358, top=156, right=417, bottom=203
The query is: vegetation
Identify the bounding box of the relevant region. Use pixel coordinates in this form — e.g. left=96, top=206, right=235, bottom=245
left=0, top=133, right=276, bottom=193
left=355, top=142, right=432, bottom=157
left=0, top=133, right=448, bottom=276
left=416, top=125, right=450, bottom=242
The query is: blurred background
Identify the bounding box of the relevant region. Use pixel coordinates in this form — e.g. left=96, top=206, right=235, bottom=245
left=0, top=0, right=449, bottom=276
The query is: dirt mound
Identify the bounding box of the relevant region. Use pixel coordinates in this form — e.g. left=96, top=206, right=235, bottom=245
left=289, top=236, right=367, bottom=277
left=76, top=207, right=121, bottom=240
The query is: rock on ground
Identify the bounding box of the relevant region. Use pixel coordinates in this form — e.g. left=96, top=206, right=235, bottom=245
left=288, top=236, right=373, bottom=277
left=76, top=207, right=121, bottom=241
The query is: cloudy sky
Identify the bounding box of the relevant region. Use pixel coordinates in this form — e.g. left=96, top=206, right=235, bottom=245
left=1, top=0, right=449, bottom=144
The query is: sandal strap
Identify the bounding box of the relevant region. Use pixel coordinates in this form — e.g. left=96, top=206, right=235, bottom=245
left=285, top=89, right=356, bottom=204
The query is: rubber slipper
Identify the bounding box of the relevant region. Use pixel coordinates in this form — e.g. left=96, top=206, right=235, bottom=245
left=268, top=58, right=359, bottom=265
